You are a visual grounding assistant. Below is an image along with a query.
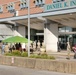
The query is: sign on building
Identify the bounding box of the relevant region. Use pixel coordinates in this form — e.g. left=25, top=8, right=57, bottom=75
left=44, top=0, right=76, bottom=12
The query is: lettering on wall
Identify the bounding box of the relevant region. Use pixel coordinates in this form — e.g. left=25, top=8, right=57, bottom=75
left=44, top=0, right=76, bottom=12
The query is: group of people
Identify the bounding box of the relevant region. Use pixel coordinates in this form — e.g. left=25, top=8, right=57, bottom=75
left=0, top=42, right=25, bottom=54
left=32, top=40, right=44, bottom=51
left=57, top=39, right=76, bottom=59
left=0, top=40, right=44, bottom=54
left=9, top=43, right=22, bottom=52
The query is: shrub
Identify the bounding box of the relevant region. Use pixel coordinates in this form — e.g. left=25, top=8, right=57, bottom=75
left=4, top=50, right=55, bottom=60
left=30, top=53, right=55, bottom=59
left=30, top=54, right=37, bottom=58
left=48, top=56, right=55, bottom=59
left=40, top=53, right=47, bottom=59
left=11, top=50, right=21, bottom=56
left=41, top=53, right=47, bottom=56
left=21, top=52, right=28, bottom=57
left=5, top=53, right=13, bottom=56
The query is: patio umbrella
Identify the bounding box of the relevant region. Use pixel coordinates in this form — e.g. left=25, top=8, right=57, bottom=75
left=2, top=36, right=31, bottom=43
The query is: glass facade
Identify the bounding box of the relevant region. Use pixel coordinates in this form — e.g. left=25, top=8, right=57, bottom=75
left=58, top=26, right=76, bottom=50
left=26, top=27, right=44, bottom=42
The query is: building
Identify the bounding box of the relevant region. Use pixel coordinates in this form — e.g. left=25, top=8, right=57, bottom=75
left=0, top=0, right=76, bottom=52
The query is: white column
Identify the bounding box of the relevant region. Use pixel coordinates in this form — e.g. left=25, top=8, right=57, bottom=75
left=44, top=23, right=58, bottom=52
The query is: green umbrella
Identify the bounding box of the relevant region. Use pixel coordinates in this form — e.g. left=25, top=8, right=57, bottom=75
left=3, top=36, right=31, bottom=43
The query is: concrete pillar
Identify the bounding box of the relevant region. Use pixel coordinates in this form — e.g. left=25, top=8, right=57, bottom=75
left=13, top=23, right=26, bottom=37
left=44, top=23, right=58, bottom=52
left=18, top=26, right=26, bottom=37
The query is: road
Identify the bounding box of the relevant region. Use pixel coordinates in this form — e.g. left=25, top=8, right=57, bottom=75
left=0, top=65, right=75, bottom=75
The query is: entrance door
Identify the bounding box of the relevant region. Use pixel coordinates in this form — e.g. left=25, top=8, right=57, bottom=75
left=34, top=35, right=44, bottom=42
left=58, top=35, right=68, bottom=50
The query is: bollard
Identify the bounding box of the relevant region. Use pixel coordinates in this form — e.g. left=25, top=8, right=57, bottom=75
left=11, top=57, right=14, bottom=64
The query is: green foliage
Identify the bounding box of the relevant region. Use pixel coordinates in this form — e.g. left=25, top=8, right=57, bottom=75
left=5, top=50, right=28, bottom=57
left=48, top=56, right=55, bottom=59
left=30, top=54, right=37, bottom=58
left=21, top=52, right=28, bottom=57
left=41, top=53, right=48, bottom=57
left=30, top=53, right=55, bottom=59
left=12, top=50, right=21, bottom=56
left=5, top=50, right=55, bottom=60
left=5, top=50, right=21, bottom=56
left=5, top=53, right=13, bottom=56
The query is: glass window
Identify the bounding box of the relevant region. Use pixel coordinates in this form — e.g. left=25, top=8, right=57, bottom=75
left=7, top=3, right=15, bottom=11
left=20, top=0, right=28, bottom=9
left=35, top=0, right=45, bottom=6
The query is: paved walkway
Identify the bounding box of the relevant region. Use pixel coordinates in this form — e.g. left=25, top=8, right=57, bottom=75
left=48, top=50, right=76, bottom=61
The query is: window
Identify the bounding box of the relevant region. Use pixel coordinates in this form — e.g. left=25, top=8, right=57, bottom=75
left=53, top=0, right=65, bottom=3
left=19, top=0, right=28, bottom=9
left=35, top=0, right=45, bottom=7
left=0, top=6, right=3, bottom=13
left=7, top=2, right=15, bottom=13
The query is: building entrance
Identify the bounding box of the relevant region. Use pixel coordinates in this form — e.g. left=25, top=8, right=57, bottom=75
left=58, top=35, right=68, bottom=50
left=59, top=34, right=76, bottom=50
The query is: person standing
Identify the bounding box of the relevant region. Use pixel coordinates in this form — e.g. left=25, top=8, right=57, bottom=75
left=15, top=43, right=19, bottom=50
left=1, top=43, right=5, bottom=54
left=33, top=41, right=36, bottom=51
left=37, top=40, right=40, bottom=51
left=57, top=41, right=61, bottom=52
left=66, top=41, right=71, bottom=59
left=18, top=43, right=22, bottom=52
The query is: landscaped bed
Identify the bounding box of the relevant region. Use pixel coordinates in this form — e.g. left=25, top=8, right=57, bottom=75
left=5, top=50, right=55, bottom=59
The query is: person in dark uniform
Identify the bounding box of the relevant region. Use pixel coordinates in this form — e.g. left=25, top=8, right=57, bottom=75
left=18, top=43, right=22, bottom=52
left=57, top=41, right=61, bottom=52
left=15, top=43, right=19, bottom=50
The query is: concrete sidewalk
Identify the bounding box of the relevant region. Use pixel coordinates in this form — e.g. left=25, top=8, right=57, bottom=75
left=47, top=51, right=76, bottom=61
